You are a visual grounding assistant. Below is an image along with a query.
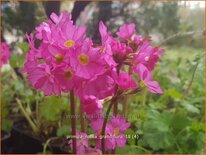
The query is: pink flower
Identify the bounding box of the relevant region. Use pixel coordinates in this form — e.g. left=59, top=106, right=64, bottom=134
left=99, top=21, right=117, bottom=67
left=23, top=62, right=61, bottom=96
left=36, top=12, right=86, bottom=49
left=45, top=44, right=70, bottom=65
left=35, top=22, right=52, bottom=41
left=50, top=12, right=72, bottom=25
left=110, top=116, right=130, bottom=147
left=52, top=65, right=77, bottom=92
left=80, top=95, right=103, bottom=115
left=110, top=116, right=130, bottom=132
left=0, top=42, right=11, bottom=67
left=68, top=130, right=88, bottom=154
left=116, top=23, right=136, bottom=40
left=133, top=40, right=164, bottom=71
left=90, top=118, right=116, bottom=151
left=116, top=71, right=137, bottom=90
left=75, top=70, right=116, bottom=99
left=70, top=40, right=105, bottom=79
left=51, top=14, right=86, bottom=49
left=20, top=50, right=40, bottom=74
left=111, top=39, right=132, bottom=63
left=99, top=21, right=111, bottom=45
left=133, top=34, right=143, bottom=45
left=134, top=64, right=163, bottom=94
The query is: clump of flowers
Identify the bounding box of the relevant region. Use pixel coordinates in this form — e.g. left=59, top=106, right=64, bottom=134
left=22, top=12, right=164, bottom=154
left=0, top=42, right=11, bottom=68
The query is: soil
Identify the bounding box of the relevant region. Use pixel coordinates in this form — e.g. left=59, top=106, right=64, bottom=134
left=1, top=130, right=11, bottom=141
left=1, top=130, right=11, bottom=153
left=2, top=120, right=71, bottom=154
left=48, top=137, right=68, bottom=154
left=60, top=143, right=72, bottom=154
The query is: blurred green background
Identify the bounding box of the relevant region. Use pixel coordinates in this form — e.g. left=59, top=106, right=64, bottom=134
left=1, top=1, right=205, bottom=154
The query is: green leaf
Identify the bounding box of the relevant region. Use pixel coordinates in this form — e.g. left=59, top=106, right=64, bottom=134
left=166, top=89, right=182, bottom=99
left=2, top=119, right=13, bottom=132
left=181, top=102, right=200, bottom=114
left=170, top=110, right=191, bottom=133
left=124, top=128, right=136, bottom=145
left=17, top=42, right=30, bottom=53
left=142, top=110, right=175, bottom=150
left=191, top=121, right=205, bottom=132
left=116, top=145, right=150, bottom=154
left=57, top=125, right=70, bottom=136
left=10, top=53, right=25, bottom=68
left=39, top=96, right=69, bottom=121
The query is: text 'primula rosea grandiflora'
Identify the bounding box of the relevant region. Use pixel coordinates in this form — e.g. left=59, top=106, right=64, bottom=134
left=22, top=12, right=164, bottom=154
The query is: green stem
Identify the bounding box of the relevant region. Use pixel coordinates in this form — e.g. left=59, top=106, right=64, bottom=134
left=101, top=98, right=116, bottom=153
left=16, top=98, right=39, bottom=133
left=135, top=145, right=151, bottom=154
left=43, top=137, right=58, bottom=154
left=79, top=104, right=85, bottom=132
left=183, top=62, right=199, bottom=97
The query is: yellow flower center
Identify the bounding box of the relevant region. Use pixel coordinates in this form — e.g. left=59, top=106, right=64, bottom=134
left=114, top=128, right=120, bottom=136
left=64, top=70, right=73, bottom=80
left=55, top=54, right=64, bottom=63
left=139, top=80, right=147, bottom=87
left=64, top=40, right=75, bottom=47
left=79, top=140, right=83, bottom=145
left=78, top=53, right=89, bottom=65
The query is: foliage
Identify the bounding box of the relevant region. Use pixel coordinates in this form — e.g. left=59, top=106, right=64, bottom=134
left=123, top=46, right=205, bottom=154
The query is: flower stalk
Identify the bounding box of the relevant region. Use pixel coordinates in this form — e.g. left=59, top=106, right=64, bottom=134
left=79, top=105, right=85, bottom=132
left=101, top=97, right=115, bottom=153
left=70, top=91, right=77, bottom=154
left=16, top=98, right=39, bottom=133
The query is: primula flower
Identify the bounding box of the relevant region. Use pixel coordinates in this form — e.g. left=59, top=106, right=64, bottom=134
left=75, top=70, right=116, bottom=99
left=68, top=130, right=88, bottom=154
left=23, top=63, right=61, bottom=96
left=116, top=23, right=136, bottom=40
left=70, top=40, right=105, bottom=79
left=52, top=15, right=86, bottom=49
left=134, top=64, right=163, bottom=94
left=99, top=21, right=117, bottom=67
left=36, top=12, right=86, bottom=49
left=99, top=21, right=111, bottom=45
left=0, top=42, right=11, bottom=67
left=111, top=116, right=130, bottom=132
left=116, top=71, right=137, bottom=91
left=110, top=116, right=130, bottom=147
left=52, top=65, right=77, bottom=92
left=133, top=34, right=143, bottom=45
left=90, top=118, right=116, bottom=151
left=45, top=44, right=70, bottom=65
left=35, top=22, right=52, bottom=41
left=111, top=39, right=132, bottom=63
left=132, top=39, right=164, bottom=71
left=80, top=95, right=103, bottom=115
left=50, top=12, right=72, bottom=25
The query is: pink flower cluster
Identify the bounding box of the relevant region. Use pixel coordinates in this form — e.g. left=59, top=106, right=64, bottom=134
left=0, top=42, right=11, bottom=67
left=22, top=12, right=165, bottom=154
left=69, top=116, right=130, bottom=154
